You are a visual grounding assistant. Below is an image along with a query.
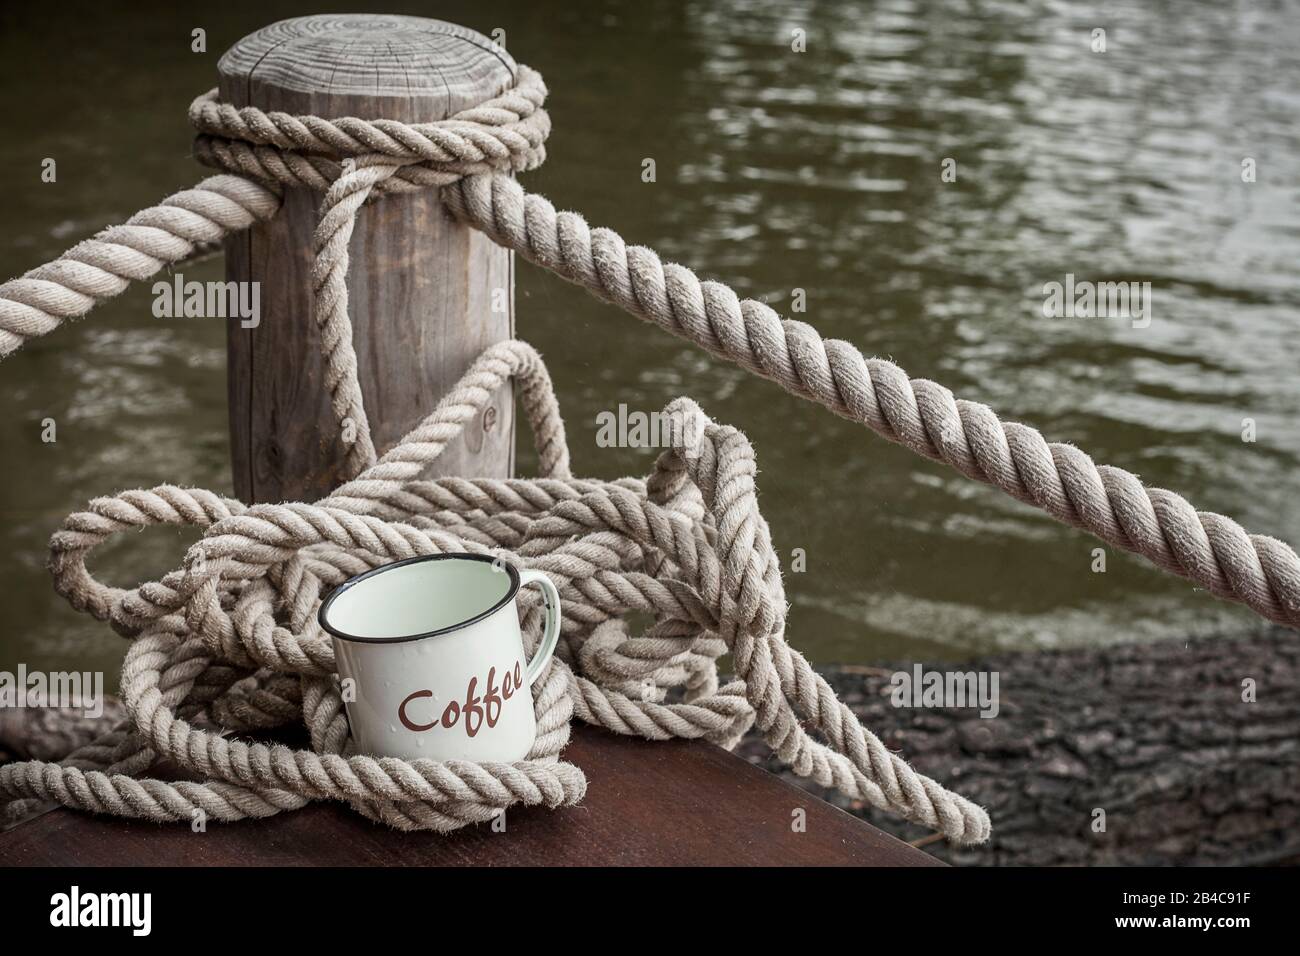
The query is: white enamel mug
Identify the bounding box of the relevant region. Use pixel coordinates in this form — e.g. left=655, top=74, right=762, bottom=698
left=318, top=554, right=562, bottom=763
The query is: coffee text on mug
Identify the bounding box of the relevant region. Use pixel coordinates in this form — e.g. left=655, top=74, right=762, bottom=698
left=398, top=661, right=524, bottom=738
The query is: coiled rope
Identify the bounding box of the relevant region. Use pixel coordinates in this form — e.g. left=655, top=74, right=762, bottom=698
left=1, top=340, right=990, bottom=841
left=0, top=58, right=1296, bottom=844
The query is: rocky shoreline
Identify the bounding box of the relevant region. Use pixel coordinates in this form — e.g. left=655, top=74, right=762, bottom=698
left=737, top=627, right=1300, bottom=865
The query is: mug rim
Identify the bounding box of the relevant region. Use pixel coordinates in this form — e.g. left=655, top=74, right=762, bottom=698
left=318, top=553, right=521, bottom=645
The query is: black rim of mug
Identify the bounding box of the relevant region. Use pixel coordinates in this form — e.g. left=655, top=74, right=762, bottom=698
left=317, top=552, right=522, bottom=645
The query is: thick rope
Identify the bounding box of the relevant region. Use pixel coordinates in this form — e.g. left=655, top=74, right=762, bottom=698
left=4, top=55, right=1298, bottom=844
left=188, top=66, right=549, bottom=171
left=176, top=62, right=1300, bottom=629
left=0, top=175, right=281, bottom=358
left=440, top=174, right=1300, bottom=630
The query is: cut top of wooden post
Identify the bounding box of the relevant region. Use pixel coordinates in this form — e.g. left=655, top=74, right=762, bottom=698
left=220, top=15, right=519, bottom=503
left=218, top=14, right=518, bottom=116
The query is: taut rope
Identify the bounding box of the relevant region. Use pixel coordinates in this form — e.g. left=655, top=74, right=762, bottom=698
left=5, top=65, right=1297, bottom=629
left=0, top=58, right=1296, bottom=843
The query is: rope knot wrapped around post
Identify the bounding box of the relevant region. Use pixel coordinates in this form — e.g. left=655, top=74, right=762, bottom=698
left=189, top=64, right=550, bottom=195
left=190, top=66, right=551, bottom=477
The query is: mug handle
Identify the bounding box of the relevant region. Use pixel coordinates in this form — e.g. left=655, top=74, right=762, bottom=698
left=518, top=568, right=563, bottom=686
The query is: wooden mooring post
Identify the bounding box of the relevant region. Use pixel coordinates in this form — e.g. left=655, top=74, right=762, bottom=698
left=222, top=14, right=516, bottom=503
left=1, top=13, right=938, bottom=866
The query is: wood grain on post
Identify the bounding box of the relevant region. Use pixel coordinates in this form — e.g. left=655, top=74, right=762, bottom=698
left=220, top=14, right=517, bottom=504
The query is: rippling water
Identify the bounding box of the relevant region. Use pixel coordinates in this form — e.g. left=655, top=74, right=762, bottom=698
left=2, top=0, right=1298, bottom=680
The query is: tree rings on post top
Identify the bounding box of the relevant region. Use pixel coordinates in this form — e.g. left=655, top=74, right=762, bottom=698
left=218, top=14, right=518, bottom=118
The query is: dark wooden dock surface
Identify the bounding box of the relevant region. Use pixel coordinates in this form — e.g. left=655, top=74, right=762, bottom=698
left=0, top=726, right=939, bottom=866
